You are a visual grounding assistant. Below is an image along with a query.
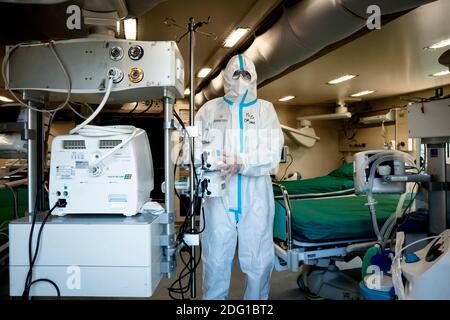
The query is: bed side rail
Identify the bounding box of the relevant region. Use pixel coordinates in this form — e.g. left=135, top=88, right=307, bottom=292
left=272, top=182, right=294, bottom=251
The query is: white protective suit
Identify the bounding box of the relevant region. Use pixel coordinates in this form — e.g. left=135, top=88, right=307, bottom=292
left=195, top=54, right=284, bottom=300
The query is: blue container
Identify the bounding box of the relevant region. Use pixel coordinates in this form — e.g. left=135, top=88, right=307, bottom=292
left=359, top=281, right=393, bottom=300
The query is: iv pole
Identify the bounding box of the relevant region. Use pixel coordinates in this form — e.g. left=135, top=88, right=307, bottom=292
left=165, top=16, right=216, bottom=299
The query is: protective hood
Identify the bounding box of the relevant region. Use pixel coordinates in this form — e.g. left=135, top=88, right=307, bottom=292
left=223, top=54, right=257, bottom=103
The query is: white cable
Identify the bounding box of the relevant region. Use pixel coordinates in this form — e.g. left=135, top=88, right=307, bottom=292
left=68, top=77, right=139, bottom=166
left=73, top=125, right=135, bottom=137
left=3, top=42, right=136, bottom=172
left=90, top=128, right=138, bottom=167
left=2, top=41, right=72, bottom=114
left=70, top=78, right=114, bottom=134
left=393, top=234, right=450, bottom=264
left=66, top=102, right=94, bottom=120
left=67, top=103, right=88, bottom=120
left=83, top=103, right=94, bottom=114
left=379, top=192, right=407, bottom=243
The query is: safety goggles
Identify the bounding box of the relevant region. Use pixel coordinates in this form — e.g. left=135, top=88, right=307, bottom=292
left=232, top=70, right=252, bottom=81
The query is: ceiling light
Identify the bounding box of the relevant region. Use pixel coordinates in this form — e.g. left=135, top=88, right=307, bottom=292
left=426, top=38, right=450, bottom=50
left=124, top=18, right=137, bottom=40
left=184, top=88, right=190, bottom=95
left=327, top=74, right=357, bottom=85
left=430, top=70, right=450, bottom=77
left=278, top=96, right=295, bottom=102
left=223, top=28, right=250, bottom=48
left=197, top=68, right=212, bottom=78
left=0, top=96, right=14, bottom=103
left=116, top=21, right=121, bottom=35
left=350, top=90, right=375, bottom=97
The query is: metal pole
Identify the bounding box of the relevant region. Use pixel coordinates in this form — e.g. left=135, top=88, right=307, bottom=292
left=26, top=106, right=37, bottom=215
left=188, top=17, right=197, bottom=299
left=163, top=95, right=176, bottom=279
left=36, top=110, right=45, bottom=210
left=25, top=94, right=45, bottom=215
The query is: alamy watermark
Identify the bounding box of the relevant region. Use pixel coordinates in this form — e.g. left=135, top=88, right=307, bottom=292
left=365, top=265, right=386, bottom=290
left=366, top=5, right=382, bottom=30
left=66, top=265, right=81, bottom=290
left=66, top=5, right=81, bottom=30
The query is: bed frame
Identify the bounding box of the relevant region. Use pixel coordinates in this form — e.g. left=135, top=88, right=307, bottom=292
left=272, top=183, right=378, bottom=299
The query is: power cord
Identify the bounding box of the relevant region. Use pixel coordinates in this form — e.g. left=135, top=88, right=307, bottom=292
left=22, top=198, right=67, bottom=299
left=139, top=100, right=154, bottom=114
left=280, top=154, right=294, bottom=180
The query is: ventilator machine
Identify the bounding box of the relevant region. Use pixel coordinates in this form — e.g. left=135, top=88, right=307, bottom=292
left=354, top=98, right=450, bottom=300
left=49, top=127, right=154, bottom=217
left=5, top=10, right=184, bottom=297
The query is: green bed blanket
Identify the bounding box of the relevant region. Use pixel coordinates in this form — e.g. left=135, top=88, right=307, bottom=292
left=0, top=187, right=28, bottom=224
left=274, top=163, right=354, bottom=197
left=274, top=194, right=405, bottom=243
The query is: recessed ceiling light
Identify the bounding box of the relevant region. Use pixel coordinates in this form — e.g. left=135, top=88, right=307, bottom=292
left=184, top=88, right=190, bottom=95
left=425, top=38, right=450, bottom=50
left=0, top=95, right=14, bottom=103
left=278, top=95, right=295, bottom=102
left=116, top=21, right=121, bottom=34
left=197, top=68, right=212, bottom=78
left=430, top=70, right=450, bottom=77
left=124, top=18, right=137, bottom=40
left=223, top=28, right=250, bottom=48
left=327, top=74, right=357, bottom=85
left=350, top=90, right=375, bottom=97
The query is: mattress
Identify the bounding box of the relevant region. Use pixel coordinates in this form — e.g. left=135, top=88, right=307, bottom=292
left=274, top=163, right=354, bottom=198
left=273, top=194, right=406, bottom=243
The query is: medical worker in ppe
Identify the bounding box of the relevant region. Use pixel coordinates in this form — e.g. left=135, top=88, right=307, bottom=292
left=195, top=54, right=284, bottom=300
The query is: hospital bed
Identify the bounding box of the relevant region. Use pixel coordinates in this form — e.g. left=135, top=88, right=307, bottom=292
left=272, top=163, right=404, bottom=299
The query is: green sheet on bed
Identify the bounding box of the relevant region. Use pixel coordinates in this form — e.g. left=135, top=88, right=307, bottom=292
left=0, top=187, right=28, bottom=224
left=273, top=163, right=354, bottom=197
left=274, top=194, right=405, bottom=242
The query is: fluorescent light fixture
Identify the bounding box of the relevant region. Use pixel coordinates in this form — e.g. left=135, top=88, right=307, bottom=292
left=426, top=38, right=450, bottom=50
left=184, top=88, right=190, bottom=95
left=197, top=68, right=212, bottom=78
left=350, top=90, right=375, bottom=97
left=430, top=70, right=450, bottom=77
left=0, top=96, right=14, bottom=103
left=327, top=74, right=357, bottom=85
left=116, top=21, right=121, bottom=34
left=278, top=95, right=295, bottom=102
left=223, top=28, right=250, bottom=48
left=124, top=18, right=137, bottom=40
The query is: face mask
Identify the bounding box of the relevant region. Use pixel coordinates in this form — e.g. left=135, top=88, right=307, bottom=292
left=234, top=78, right=250, bottom=97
